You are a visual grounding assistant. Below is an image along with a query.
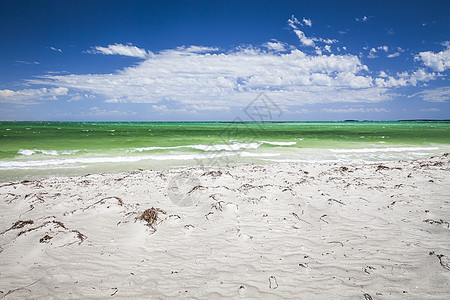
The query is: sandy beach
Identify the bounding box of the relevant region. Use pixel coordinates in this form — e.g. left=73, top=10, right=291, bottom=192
left=0, top=154, right=449, bottom=299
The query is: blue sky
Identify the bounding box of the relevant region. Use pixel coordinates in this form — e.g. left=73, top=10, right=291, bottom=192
left=0, top=0, right=449, bottom=121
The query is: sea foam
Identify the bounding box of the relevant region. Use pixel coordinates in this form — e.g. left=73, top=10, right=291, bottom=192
left=18, top=149, right=79, bottom=156
left=328, top=147, right=439, bottom=153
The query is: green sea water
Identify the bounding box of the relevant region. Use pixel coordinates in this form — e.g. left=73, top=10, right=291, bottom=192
left=1, top=121, right=449, bottom=181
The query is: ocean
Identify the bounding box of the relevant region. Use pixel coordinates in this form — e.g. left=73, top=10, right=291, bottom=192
left=1, top=121, right=449, bottom=181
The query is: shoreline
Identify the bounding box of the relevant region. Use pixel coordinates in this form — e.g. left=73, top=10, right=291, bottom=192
left=1, top=154, right=449, bottom=298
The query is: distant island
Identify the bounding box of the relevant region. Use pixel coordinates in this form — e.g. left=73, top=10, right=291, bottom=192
left=398, top=119, right=450, bottom=122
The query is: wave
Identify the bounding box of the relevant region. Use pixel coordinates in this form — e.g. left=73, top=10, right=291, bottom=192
left=1, top=152, right=280, bottom=170
left=18, top=149, right=79, bottom=156
left=259, top=141, right=297, bottom=146
left=328, top=147, right=439, bottom=153
left=133, top=142, right=260, bottom=152
left=133, top=141, right=296, bottom=152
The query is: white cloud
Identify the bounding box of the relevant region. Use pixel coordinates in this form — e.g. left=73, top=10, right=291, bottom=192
left=322, top=107, right=390, bottom=113
left=387, top=52, right=400, bottom=58
left=288, top=15, right=315, bottom=47
left=379, top=71, right=388, bottom=77
left=288, top=15, right=301, bottom=26
left=11, top=16, right=445, bottom=112
left=50, top=47, right=62, bottom=52
left=411, top=87, right=449, bottom=102
left=312, top=37, right=338, bottom=44
left=15, top=60, right=40, bottom=65
left=263, top=40, right=286, bottom=52
left=302, top=18, right=312, bottom=27
left=415, top=44, right=450, bottom=72
left=288, top=15, right=337, bottom=48
left=420, top=108, right=440, bottom=112
left=292, top=28, right=315, bottom=47
left=288, top=15, right=338, bottom=48
left=34, top=47, right=389, bottom=106
left=177, top=46, right=219, bottom=53
left=355, top=16, right=369, bottom=22
left=0, top=87, right=68, bottom=104
left=28, top=40, right=439, bottom=110
left=374, top=69, right=435, bottom=87
left=90, top=43, right=150, bottom=58
left=87, top=107, right=136, bottom=116
left=368, top=48, right=377, bottom=58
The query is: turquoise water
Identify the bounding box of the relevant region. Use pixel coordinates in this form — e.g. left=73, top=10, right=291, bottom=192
left=1, top=121, right=449, bottom=181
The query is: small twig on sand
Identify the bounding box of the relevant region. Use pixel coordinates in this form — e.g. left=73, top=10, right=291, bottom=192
left=0, top=278, right=41, bottom=299
left=328, top=241, right=344, bottom=247
left=290, top=212, right=311, bottom=225
left=319, top=214, right=329, bottom=224
left=363, top=293, right=373, bottom=300
left=328, top=198, right=346, bottom=206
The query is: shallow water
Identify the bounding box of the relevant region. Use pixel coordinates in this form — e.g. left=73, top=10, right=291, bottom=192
left=1, top=121, right=449, bottom=181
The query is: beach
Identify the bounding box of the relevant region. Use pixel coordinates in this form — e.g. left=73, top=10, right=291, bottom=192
left=1, top=154, right=449, bottom=299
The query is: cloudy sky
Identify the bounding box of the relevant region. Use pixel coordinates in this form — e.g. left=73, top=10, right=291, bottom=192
left=0, top=0, right=449, bottom=121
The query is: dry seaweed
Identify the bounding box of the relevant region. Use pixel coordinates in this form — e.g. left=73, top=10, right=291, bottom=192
left=1, top=220, right=34, bottom=234
left=136, top=207, right=166, bottom=232
left=423, top=219, right=450, bottom=228
left=39, top=235, right=53, bottom=243
left=17, top=220, right=86, bottom=245
left=429, top=252, right=450, bottom=271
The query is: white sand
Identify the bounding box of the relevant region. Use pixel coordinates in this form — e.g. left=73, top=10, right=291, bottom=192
left=1, top=155, right=449, bottom=299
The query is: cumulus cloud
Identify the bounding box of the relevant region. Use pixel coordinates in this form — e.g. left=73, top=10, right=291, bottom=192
left=263, top=40, right=287, bottom=52
left=0, top=87, right=68, bottom=104
left=287, top=15, right=338, bottom=48
left=27, top=36, right=439, bottom=110
left=374, top=69, right=435, bottom=87
left=368, top=48, right=377, bottom=59
left=288, top=15, right=315, bottom=47
left=302, top=18, right=312, bottom=27
left=8, top=16, right=445, bottom=111
left=90, top=43, right=150, bottom=58
left=416, top=44, right=450, bottom=72
left=33, top=47, right=392, bottom=106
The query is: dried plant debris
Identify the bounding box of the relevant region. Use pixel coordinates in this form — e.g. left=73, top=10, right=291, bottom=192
left=202, top=170, right=223, bottom=177
left=1, top=220, right=34, bottom=234
left=0, top=278, right=41, bottom=299
left=376, top=165, right=390, bottom=171
left=65, top=196, right=124, bottom=215
left=136, top=207, right=167, bottom=232
left=429, top=252, right=450, bottom=271
left=423, top=219, right=450, bottom=228
left=363, top=293, right=373, bottom=300
left=17, top=219, right=86, bottom=245
left=39, top=235, right=53, bottom=243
